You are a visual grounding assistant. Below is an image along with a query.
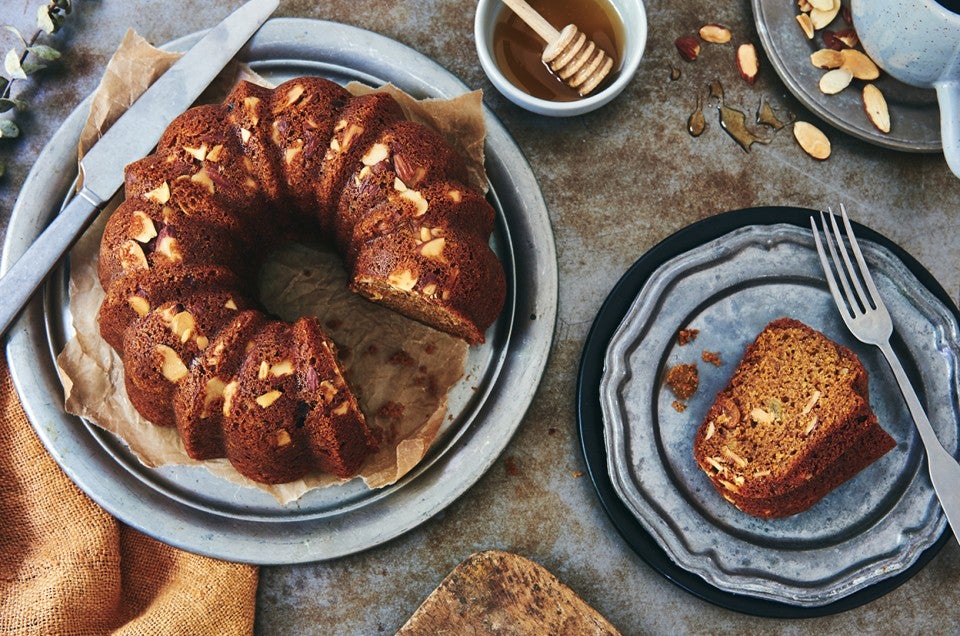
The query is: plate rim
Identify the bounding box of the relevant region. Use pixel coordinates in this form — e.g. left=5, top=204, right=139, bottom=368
left=2, top=18, right=558, bottom=564
left=576, top=206, right=952, bottom=618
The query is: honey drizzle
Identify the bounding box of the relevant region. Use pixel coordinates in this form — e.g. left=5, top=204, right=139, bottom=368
left=687, top=94, right=705, bottom=137
left=492, top=0, right=625, bottom=102
left=705, top=79, right=770, bottom=152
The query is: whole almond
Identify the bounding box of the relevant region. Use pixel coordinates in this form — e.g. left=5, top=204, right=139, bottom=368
left=794, top=121, right=831, bottom=160
left=819, top=67, right=854, bottom=94
left=863, top=84, right=891, bottom=133
left=699, top=24, right=732, bottom=44
left=675, top=35, right=701, bottom=62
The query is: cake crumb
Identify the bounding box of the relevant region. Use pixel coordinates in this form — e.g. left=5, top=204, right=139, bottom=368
left=672, top=400, right=687, bottom=412
left=678, top=328, right=700, bottom=346
left=666, top=363, right=699, bottom=400
left=376, top=401, right=405, bottom=419
left=571, top=470, right=584, bottom=478
left=701, top=350, right=723, bottom=366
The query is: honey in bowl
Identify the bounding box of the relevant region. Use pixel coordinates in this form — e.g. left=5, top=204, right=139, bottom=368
left=492, top=0, right=625, bottom=102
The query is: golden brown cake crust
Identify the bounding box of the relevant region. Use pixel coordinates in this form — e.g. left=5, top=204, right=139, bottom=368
left=693, top=317, right=895, bottom=517
left=96, top=77, right=505, bottom=484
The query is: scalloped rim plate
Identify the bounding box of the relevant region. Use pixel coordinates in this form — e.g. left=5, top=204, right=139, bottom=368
left=578, top=207, right=954, bottom=617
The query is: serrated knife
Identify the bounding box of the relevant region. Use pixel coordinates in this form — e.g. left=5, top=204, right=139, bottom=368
left=0, top=0, right=278, bottom=338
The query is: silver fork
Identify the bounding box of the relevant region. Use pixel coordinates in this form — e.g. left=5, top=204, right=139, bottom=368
left=812, top=205, right=960, bottom=545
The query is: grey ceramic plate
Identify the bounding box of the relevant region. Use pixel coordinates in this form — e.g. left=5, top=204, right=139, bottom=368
left=752, top=0, right=941, bottom=152
left=1, top=19, right=557, bottom=564
left=599, top=222, right=957, bottom=606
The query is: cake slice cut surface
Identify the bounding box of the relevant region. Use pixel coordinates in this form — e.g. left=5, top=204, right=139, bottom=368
left=693, top=317, right=896, bottom=518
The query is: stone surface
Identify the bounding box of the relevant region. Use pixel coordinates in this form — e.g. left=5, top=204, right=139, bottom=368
left=2, top=1, right=959, bottom=634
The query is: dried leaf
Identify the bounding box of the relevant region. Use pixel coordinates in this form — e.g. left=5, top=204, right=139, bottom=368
left=36, top=5, right=56, bottom=34
left=4, top=49, right=27, bottom=80
left=3, top=26, right=27, bottom=47
left=21, top=59, right=47, bottom=75
left=0, top=119, right=21, bottom=138
left=0, top=97, right=27, bottom=112
left=28, top=44, right=61, bottom=61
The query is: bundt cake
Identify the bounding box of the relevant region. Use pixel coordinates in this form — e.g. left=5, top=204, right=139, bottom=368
left=97, top=76, right=506, bottom=485
left=693, top=318, right=895, bottom=518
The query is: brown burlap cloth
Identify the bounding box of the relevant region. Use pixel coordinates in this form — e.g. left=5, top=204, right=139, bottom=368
left=0, top=359, right=258, bottom=635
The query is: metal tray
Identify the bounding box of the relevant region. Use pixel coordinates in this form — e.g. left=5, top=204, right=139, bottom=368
left=1, top=19, right=558, bottom=564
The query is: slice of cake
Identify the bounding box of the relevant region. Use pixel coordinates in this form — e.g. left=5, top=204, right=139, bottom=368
left=693, top=317, right=896, bottom=518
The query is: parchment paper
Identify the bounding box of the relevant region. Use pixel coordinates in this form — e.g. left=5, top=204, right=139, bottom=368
left=56, top=30, right=488, bottom=504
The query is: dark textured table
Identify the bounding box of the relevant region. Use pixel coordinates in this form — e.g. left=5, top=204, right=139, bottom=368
left=2, top=1, right=958, bottom=633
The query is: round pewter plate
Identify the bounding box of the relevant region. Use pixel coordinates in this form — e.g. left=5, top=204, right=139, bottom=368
left=752, top=0, right=941, bottom=152
left=597, top=212, right=955, bottom=607
left=2, top=19, right=557, bottom=564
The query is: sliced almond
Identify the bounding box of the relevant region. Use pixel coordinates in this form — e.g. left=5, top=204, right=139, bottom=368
left=794, top=121, right=831, bottom=160
left=840, top=48, right=880, bottom=80
left=387, top=269, right=418, bottom=291
left=255, top=389, right=283, bottom=408
left=722, top=446, right=749, bottom=468
left=205, top=144, right=224, bottom=162
left=749, top=407, right=775, bottom=425
left=810, top=48, right=844, bottom=69
left=808, top=0, right=835, bottom=10
left=183, top=143, right=207, bottom=161
left=398, top=189, right=429, bottom=216
left=130, top=211, right=158, bottom=243
left=144, top=182, right=170, bottom=205
left=201, top=377, right=226, bottom=418
left=699, top=24, right=732, bottom=44
left=863, top=83, right=891, bottom=133
left=835, top=28, right=859, bottom=48
left=801, top=389, right=822, bottom=415
left=810, top=0, right=840, bottom=29
left=361, top=142, right=390, bottom=166
left=157, top=344, right=188, bottom=382
left=736, top=43, right=759, bottom=84
left=270, top=360, right=295, bottom=377
left=420, top=237, right=445, bottom=258
left=796, top=13, right=815, bottom=40
left=705, top=456, right=725, bottom=473
left=170, top=310, right=196, bottom=343
left=819, top=67, right=854, bottom=94
left=128, top=295, right=150, bottom=318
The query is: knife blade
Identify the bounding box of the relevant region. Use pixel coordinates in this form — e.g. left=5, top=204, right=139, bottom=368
left=0, top=0, right=278, bottom=339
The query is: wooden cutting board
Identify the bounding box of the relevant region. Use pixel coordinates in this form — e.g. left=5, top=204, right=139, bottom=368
left=397, top=550, right=621, bottom=635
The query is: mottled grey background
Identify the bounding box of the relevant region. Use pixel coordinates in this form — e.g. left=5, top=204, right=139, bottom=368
left=2, top=1, right=958, bottom=634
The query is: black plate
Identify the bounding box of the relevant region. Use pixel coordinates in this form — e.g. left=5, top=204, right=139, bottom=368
left=576, top=206, right=952, bottom=617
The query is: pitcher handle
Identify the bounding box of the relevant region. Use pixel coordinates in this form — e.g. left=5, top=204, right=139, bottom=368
left=936, top=80, right=960, bottom=179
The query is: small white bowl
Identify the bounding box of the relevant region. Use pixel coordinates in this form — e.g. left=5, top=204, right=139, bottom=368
left=474, top=0, right=647, bottom=117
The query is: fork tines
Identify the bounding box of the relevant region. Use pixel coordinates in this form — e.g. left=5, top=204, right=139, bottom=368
left=811, top=204, right=882, bottom=321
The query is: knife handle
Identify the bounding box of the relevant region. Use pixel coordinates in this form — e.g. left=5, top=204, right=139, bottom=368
left=0, top=188, right=103, bottom=339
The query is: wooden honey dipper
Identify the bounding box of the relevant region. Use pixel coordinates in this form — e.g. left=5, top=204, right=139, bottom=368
left=501, top=0, right=615, bottom=96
